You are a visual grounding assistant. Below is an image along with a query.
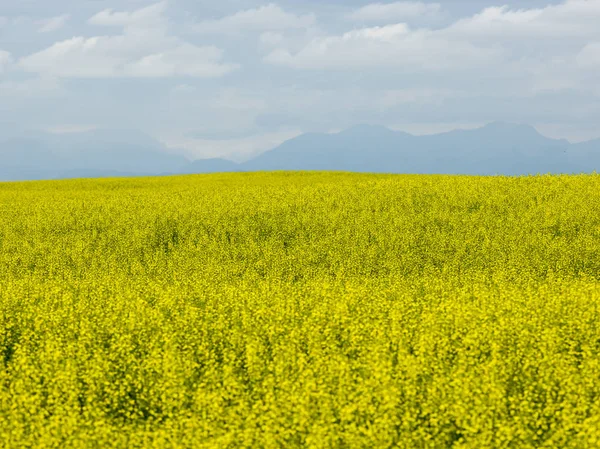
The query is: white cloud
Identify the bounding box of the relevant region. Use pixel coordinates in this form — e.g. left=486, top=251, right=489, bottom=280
left=38, top=14, right=70, bottom=33
left=265, top=24, right=503, bottom=70
left=577, top=42, right=600, bottom=68
left=124, top=44, right=237, bottom=78
left=3, top=0, right=600, bottom=145
left=259, top=32, right=284, bottom=48
left=160, top=129, right=302, bottom=161
left=89, top=1, right=167, bottom=31
left=0, top=50, right=12, bottom=73
left=18, top=2, right=238, bottom=78
left=347, top=2, right=441, bottom=23
left=19, top=37, right=237, bottom=78
left=194, top=4, right=315, bottom=34
left=445, top=1, right=600, bottom=39
left=0, top=17, right=8, bottom=28
left=265, top=0, right=600, bottom=73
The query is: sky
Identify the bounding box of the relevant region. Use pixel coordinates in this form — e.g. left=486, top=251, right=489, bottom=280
left=0, top=0, right=599, bottom=161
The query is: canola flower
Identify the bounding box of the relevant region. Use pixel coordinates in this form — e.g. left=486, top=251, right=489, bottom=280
left=1, top=172, right=600, bottom=448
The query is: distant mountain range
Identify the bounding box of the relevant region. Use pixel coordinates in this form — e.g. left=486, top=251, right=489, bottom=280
left=1, top=122, right=599, bottom=181
left=0, top=129, right=188, bottom=181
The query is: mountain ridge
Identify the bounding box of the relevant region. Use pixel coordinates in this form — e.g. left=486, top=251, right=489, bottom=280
left=1, top=122, right=598, bottom=181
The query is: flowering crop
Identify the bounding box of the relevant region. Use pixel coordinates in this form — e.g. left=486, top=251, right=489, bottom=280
left=1, top=172, right=600, bottom=448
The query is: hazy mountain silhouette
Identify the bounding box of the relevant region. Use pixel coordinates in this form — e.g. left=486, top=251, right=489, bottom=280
left=1, top=122, right=599, bottom=181
left=0, top=129, right=189, bottom=181
left=178, top=158, right=240, bottom=174
left=243, top=125, right=413, bottom=172
left=242, top=122, right=585, bottom=175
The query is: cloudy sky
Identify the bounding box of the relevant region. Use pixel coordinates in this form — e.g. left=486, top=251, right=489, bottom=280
left=1, top=0, right=599, bottom=161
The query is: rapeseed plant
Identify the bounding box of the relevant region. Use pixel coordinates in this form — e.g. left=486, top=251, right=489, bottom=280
left=0, top=172, right=599, bottom=448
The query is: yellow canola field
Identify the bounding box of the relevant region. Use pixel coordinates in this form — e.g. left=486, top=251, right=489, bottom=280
left=1, top=172, right=600, bottom=448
